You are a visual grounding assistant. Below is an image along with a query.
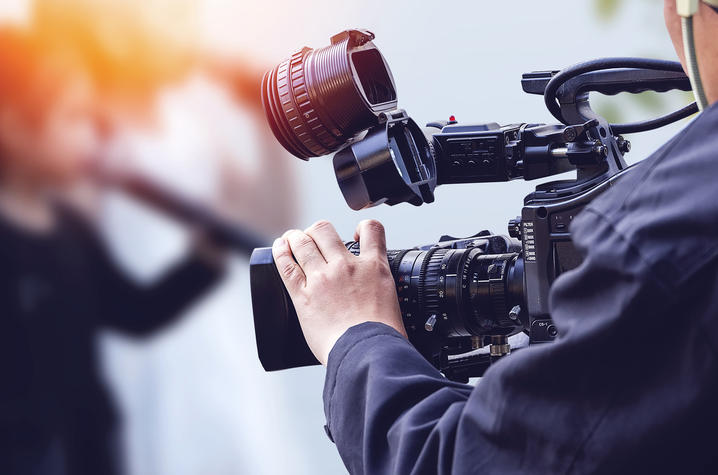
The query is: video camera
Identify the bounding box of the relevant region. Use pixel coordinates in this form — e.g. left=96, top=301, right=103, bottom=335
left=250, top=29, right=696, bottom=382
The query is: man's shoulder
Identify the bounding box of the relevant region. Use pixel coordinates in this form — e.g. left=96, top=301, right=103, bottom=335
left=573, top=105, right=718, bottom=287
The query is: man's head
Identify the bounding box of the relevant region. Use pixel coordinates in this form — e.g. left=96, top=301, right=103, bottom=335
left=664, top=0, right=718, bottom=105
left=32, top=0, right=200, bottom=125
left=0, top=27, right=98, bottom=187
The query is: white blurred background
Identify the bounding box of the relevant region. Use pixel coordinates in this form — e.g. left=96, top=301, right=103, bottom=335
left=0, top=1, right=687, bottom=474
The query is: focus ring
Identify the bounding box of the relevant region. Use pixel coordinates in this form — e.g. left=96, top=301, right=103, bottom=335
left=263, top=62, right=313, bottom=159
left=290, top=50, right=343, bottom=153
left=277, top=50, right=329, bottom=157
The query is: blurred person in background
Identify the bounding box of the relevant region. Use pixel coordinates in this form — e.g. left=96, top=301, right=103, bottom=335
left=32, top=0, right=295, bottom=234
left=28, top=1, right=308, bottom=474
left=0, top=25, right=227, bottom=475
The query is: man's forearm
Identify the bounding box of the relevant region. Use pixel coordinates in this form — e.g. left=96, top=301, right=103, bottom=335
left=324, top=322, right=474, bottom=475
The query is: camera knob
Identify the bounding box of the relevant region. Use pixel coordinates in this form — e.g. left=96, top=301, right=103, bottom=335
left=508, top=217, right=522, bottom=239
left=617, top=136, right=632, bottom=154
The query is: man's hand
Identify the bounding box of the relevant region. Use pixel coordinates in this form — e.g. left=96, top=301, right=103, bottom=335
left=272, top=219, right=407, bottom=365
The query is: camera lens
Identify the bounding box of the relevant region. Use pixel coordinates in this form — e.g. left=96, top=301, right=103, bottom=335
left=249, top=243, right=524, bottom=371
left=389, top=248, right=524, bottom=339
left=261, top=29, right=398, bottom=160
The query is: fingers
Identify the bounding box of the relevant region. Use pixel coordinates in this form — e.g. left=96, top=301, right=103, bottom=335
left=272, top=237, right=306, bottom=293
left=304, top=220, right=348, bottom=262
left=354, top=219, right=387, bottom=259
left=283, top=229, right=326, bottom=272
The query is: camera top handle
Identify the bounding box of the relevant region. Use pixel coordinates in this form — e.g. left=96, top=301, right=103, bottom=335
left=506, top=58, right=694, bottom=200
left=524, top=58, right=695, bottom=132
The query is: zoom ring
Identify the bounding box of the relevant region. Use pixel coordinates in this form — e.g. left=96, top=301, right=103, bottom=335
left=418, top=249, right=449, bottom=328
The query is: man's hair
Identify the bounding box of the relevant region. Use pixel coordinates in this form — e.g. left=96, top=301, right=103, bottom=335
left=0, top=26, right=86, bottom=124
left=31, top=0, right=198, bottom=101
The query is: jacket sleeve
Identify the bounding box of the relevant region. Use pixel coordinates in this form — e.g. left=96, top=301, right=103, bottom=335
left=322, top=208, right=683, bottom=475
left=58, top=204, right=226, bottom=336
left=95, top=250, right=225, bottom=336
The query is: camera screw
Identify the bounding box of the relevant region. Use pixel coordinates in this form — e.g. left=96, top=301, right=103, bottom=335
left=509, top=305, right=521, bottom=321
left=617, top=136, right=632, bottom=154
left=471, top=336, right=484, bottom=350
left=593, top=143, right=608, bottom=158
left=425, top=314, right=438, bottom=332
left=489, top=335, right=511, bottom=357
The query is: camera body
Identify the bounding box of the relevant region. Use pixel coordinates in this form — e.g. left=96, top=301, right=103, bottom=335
left=251, top=30, right=693, bottom=381
left=250, top=116, right=629, bottom=381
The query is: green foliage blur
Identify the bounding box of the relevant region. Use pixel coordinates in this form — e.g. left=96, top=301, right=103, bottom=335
left=594, top=0, right=622, bottom=21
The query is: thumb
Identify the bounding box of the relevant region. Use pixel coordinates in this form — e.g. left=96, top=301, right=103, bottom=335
left=354, top=219, right=387, bottom=258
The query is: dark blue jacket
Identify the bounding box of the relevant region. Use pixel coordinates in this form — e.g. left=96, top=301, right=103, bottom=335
left=0, top=208, right=223, bottom=475
left=323, top=103, right=718, bottom=474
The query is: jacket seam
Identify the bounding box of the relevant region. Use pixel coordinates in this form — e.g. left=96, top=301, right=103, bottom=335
left=578, top=208, right=677, bottom=292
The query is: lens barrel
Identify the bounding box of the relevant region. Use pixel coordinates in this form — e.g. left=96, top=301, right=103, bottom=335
left=250, top=241, right=524, bottom=371
left=261, top=29, right=398, bottom=160
left=388, top=247, right=524, bottom=339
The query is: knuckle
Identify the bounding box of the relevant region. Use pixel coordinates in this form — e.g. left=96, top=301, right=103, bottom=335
left=291, top=232, right=314, bottom=249
left=282, top=229, right=298, bottom=239
left=309, top=219, right=333, bottom=232
left=359, top=254, right=389, bottom=272
left=273, top=246, right=290, bottom=259
left=327, top=259, right=348, bottom=277
left=345, top=260, right=358, bottom=276
left=298, top=236, right=314, bottom=248
left=370, top=258, right=391, bottom=276
left=280, top=262, right=299, bottom=280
